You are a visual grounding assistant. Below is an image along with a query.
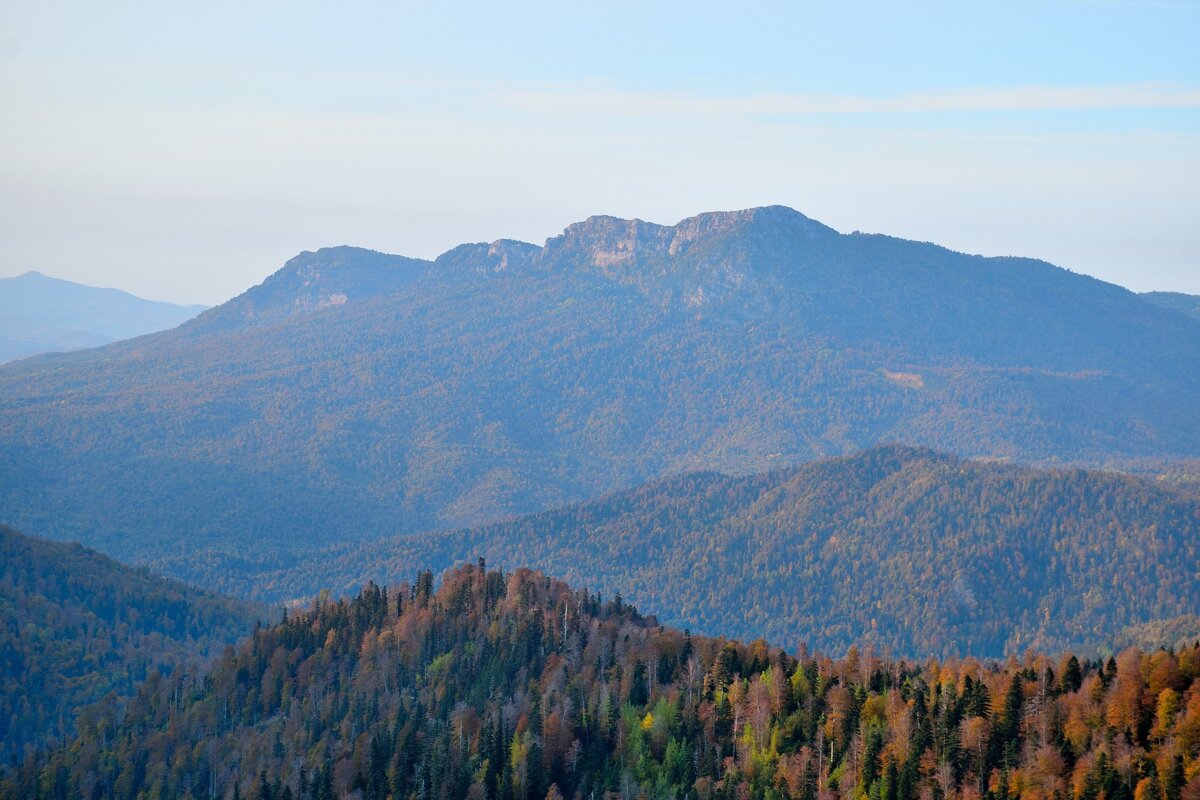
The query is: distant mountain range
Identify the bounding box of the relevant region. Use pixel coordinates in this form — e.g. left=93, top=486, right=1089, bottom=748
left=0, top=525, right=262, bottom=762
left=1141, top=289, right=1200, bottom=321
left=167, top=444, right=1200, bottom=658
left=1, top=207, right=1199, bottom=591
left=0, top=270, right=205, bottom=364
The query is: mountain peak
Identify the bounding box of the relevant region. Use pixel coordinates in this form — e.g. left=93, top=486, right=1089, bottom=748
left=677, top=204, right=818, bottom=228
left=189, top=246, right=431, bottom=331
left=534, top=206, right=840, bottom=310
left=550, top=206, right=831, bottom=248
left=668, top=205, right=836, bottom=255
left=0, top=271, right=207, bottom=363
left=282, top=245, right=393, bottom=268
left=434, top=238, right=540, bottom=276
left=543, top=215, right=671, bottom=272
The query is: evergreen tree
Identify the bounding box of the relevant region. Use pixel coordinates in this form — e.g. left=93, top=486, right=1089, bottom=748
left=1063, top=656, right=1083, bottom=694
left=863, top=727, right=884, bottom=788
left=1165, top=756, right=1185, bottom=800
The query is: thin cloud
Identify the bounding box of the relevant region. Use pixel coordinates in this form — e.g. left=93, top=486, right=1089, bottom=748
left=495, top=83, right=1200, bottom=117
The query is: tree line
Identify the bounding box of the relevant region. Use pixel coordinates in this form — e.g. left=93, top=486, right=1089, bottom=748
left=5, top=561, right=1198, bottom=800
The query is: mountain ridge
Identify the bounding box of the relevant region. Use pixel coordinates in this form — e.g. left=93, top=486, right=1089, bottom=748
left=7, top=561, right=1199, bottom=800
left=187, top=246, right=430, bottom=330
left=194, top=207, right=1200, bottom=377
left=1141, top=289, right=1200, bottom=321
left=149, top=444, right=1200, bottom=658
left=2, top=207, right=1199, bottom=584
left=0, top=270, right=207, bottom=364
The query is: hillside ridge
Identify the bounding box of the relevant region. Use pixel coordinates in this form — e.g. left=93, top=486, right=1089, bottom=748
left=2, top=209, right=1199, bottom=601
left=153, top=444, right=1200, bottom=658
left=0, top=524, right=263, bottom=762
left=7, top=561, right=1199, bottom=800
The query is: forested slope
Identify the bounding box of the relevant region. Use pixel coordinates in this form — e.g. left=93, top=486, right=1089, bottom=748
left=0, top=525, right=264, bottom=762
left=210, top=446, right=1200, bottom=657
left=6, top=563, right=1199, bottom=800
left=2, top=208, right=1199, bottom=578
left=1141, top=291, right=1200, bottom=322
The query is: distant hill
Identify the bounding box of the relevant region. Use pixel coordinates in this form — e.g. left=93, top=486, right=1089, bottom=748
left=1113, top=614, right=1200, bottom=652
left=199, top=445, right=1200, bottom=658
left=1141, top=290, right=1200, bottom=321
left=0, top=525, right=263, bottom=762
left=2, top=208, right=1200, bottom=576
left=7, top=563, right=1199, bottom=800
left=0, top=270, right=205, bottom=363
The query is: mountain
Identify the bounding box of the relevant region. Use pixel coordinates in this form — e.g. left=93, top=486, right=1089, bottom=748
left=6, top=563, right=1199, bottom=800
left=0, top=270, right=206, bottom=364
left=1142, top=290, right=1200, bottom=321
left=2, top=208, right=1200, bottom=575
left=1114, top=614, right=1200, bottom=652
left=194, top=246, right=428, bottom=330
left=0, top=525, right=264, bottom=763
left=188, top=445, right=1200, bottom=657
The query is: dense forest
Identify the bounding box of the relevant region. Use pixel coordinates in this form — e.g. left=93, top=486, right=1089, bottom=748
left=6, top=563, right=1198, bottom=800
left=1114, top=619, right=1200, bottom=655
left=0, top=525, right=264, bottom=763
left=3, top=207, right=1200, bottom=582
left=169, top=446, right=1200, bottom=657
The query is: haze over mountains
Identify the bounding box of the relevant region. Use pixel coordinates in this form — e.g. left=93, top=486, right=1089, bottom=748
left=168, top=444, right=1200, bottom=658
left=0, top=270, right=206, bottom=364
left=2, top=207, right=1199, bottom=583
left=4, top=207, right=1200, bottom=799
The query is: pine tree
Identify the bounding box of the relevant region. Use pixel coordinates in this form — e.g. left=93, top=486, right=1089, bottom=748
left=882, top=758, right=899, bottom=800
left=801, top=758, right=819, bottom=800
left=1165, top=756, right=1185, bottom=800
left=629, top=661, right=649, bottom=707
left=1103, top=656, right=1118, bottom=687
left=863, top=727, right=884, bottom=788
left=1063, top=656, right=1083, bottom=693
left=995, top=674, right=1023, bottom=768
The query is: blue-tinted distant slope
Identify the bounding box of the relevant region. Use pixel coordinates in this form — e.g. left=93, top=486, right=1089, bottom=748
left=1, top=207, right=1199, bottom=575
left=213, top=444, right=1200, bottom=658
left=0, top=525, right=263, bottom=762
left=0, top=270, right=206, bottom=363
left=1141, top=290, right=1200, bottom=321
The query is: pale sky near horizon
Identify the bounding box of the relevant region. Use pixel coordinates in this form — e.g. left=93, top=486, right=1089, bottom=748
left=1, top=1, right=1198, bottom=305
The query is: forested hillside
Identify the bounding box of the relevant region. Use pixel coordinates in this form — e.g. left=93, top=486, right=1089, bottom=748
left=2, top=208, right=1199, bottom=577
left=0, top=525, right=264, bottom=762
left=1115, top=617, right=1200, bottom=653
left=7, top=563, right=1199, bottom=800
left=187, top=446, right=1200, bottom=658
left=1141, top=292, right=1200, bottom=322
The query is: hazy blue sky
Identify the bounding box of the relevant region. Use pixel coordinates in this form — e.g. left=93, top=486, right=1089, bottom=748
left=2, top=1, right=1198, bottom=304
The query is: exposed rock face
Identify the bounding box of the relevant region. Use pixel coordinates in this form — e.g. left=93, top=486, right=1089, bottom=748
left=434, top=239, right=540, bottom=277
left=193, top=246, right=429, bottom=328
left=528, top=206, right=837, bottom=310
